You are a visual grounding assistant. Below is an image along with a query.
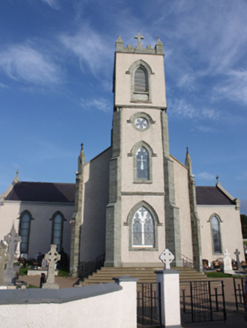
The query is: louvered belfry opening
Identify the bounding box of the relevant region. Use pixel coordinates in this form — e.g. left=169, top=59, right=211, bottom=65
left=134, top=66, right=148, bottom=92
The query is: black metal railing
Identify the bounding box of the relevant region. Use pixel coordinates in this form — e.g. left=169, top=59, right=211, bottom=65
left=181, top=254, right=201, bottom=271
left=181, top=280, right=226, bottom=323
left=233, top=277, right=246, bottom=311
left=137, top=282, right=161, bottom=327
left=77, top=253, right=105, bottom=280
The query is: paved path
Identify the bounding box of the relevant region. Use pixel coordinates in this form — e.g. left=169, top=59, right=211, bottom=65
left=18, top=274, right=78, bottom=288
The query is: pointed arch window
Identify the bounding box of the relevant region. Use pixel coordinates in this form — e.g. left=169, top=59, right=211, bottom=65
left=128, top=141, right=156, bottom=183
left=19, top=211, right=32, bottom=254
left=211, top=215, right=222, bottom=254
left=132, top=207, right=154, bottom=247
left=51, top=212, right=64, bottom=253
left=135, top=67, right=148, bottom=93
left=136, top=147, right=149, bottom=180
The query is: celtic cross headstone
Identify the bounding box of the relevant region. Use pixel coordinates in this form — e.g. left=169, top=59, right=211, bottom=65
left=159, top=249, right=175, bottom=270
left=0, top=243, right=10, bottom=286
left=4, top=224, right=21, bottom=285
left=234, top=248, right=244, bottom=272
left=42, top=244, right=61, bottom=289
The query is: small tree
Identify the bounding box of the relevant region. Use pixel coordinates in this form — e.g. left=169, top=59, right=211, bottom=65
left=240, top=214, right=247, bottom=239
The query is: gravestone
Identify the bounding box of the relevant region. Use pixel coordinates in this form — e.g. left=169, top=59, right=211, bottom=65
left=0, top=243, right=10, bottom=286
left=4, top=224, right=22, bottom=285
left=223, top=249, right=235, bottom=274
left=234, top=248, right=244, bottom=272
left=42, top=245, right=61, bottom=289
left=159, top=248, right=175, bottom=269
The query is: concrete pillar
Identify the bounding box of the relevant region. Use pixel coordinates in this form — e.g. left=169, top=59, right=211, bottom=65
left=156, top=270, right=181, bottom=328
left=113, top=276, right=138, bottom=328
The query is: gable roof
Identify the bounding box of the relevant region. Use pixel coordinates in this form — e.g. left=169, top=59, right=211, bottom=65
left=5, top=182, right=75, bottom=203
left=196, top=186, right=235, bottom=205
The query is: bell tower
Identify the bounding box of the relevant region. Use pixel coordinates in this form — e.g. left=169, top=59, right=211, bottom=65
left=105, top=34, right=182, bottom=267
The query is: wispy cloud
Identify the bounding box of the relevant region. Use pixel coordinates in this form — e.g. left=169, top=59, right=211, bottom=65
left=59, top=25, right=113, bottom=77
left=196, top=172, right=215, bottom=180
left=193, top=125, right=217, bottom=133
left=80, top=97, right=111, bottom=113
left=0, top=82, right=8, bottom=89
left=237, top=172, right=247, bottom=181
left=0, top=44, right=63, bottom=86
left=213, top=69, right=247, bottom=105
left=41, top=0, right=59, bottom=10
left=169, top=99, right=218, bottom=120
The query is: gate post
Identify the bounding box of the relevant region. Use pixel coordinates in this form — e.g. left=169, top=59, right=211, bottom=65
left=155, top=270, right=181, bottom=328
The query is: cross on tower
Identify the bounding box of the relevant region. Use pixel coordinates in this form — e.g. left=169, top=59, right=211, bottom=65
left=159, top=249, right=175, bottom=270
left=134, top=32, right=144, bottom=49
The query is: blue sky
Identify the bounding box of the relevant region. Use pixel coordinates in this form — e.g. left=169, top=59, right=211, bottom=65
left=1, top=0, right=247, bottom=213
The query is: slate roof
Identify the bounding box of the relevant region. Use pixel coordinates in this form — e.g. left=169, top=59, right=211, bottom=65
left=5, top=182, right=75, bottom=203
left=196, top=186, right=235, bottom=205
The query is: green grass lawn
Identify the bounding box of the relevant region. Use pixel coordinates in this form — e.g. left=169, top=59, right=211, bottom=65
left=205, top=271, right=247, bottom=278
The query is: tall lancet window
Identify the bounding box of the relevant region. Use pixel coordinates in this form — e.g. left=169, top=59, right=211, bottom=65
left=134, top=66, right=148, bottom=93
left=51, top=212, right=64, bottom=253
left=132, top=207, right=154, bottom=247
left=19, top=211, right=32, bottom=254
left=136, top=147, right=149, bottom=180
left=211, top=215, right=222, bottom=254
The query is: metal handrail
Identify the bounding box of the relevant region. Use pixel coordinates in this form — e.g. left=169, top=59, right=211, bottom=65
left=181, top=254, right=201, bottom=271
left=77, top=253, right=105, bottom=280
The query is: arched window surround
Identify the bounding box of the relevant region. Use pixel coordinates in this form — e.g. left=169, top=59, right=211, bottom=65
left=128, top=141, right=156, bottom=183
left=18, top=210, right=34, bottom=255
left=50, top=211, right=66, bottom=253
left=124, top=201, right=162, bottom=251
left=126, top=59, right=154, bottom=103
left=208, top=214, right=223, bottom=255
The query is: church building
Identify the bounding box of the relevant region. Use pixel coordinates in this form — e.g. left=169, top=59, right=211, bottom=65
left=0, top=34, right=244, bottom=276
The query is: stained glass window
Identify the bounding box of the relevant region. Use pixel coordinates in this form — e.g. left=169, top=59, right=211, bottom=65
left=211, top=216, right=222, bottom=253
left=132, top=207, right=154, bottom=247
left=19, top=212, right=31, bottom=254
left=52, top=213, right=63, bottom=253
left=136, top=147, right=149, bottom=180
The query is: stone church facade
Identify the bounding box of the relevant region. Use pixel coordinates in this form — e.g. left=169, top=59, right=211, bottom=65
left=0, top=34, right=244, bottom=276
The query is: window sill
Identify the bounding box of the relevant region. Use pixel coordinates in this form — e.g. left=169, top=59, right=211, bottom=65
left=133, top=180, right=153, bottom=184
left=129, top=247, right=158, bottom=252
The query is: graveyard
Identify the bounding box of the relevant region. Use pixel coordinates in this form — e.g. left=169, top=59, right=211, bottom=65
left=1, top=224, right=247, bottom=327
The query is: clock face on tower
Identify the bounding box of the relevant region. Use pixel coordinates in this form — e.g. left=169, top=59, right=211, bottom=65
left=134, top=117, right=148, bottom=130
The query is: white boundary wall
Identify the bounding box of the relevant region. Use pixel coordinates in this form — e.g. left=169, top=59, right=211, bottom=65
left=0, top=277, right=137, bottom=328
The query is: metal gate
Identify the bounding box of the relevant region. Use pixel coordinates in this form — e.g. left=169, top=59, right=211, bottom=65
left=137, top=282, right=161, bottom=327
left=233, top=277, right=246, bottom=311
left=181, top=281, right=226, bottom=323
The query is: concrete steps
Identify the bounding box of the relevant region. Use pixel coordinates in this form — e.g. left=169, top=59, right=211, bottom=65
left=80, top=266, right=207, bottom=285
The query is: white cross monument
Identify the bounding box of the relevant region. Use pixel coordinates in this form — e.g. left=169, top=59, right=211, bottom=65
left=159, top=248, right=175, bottom=270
